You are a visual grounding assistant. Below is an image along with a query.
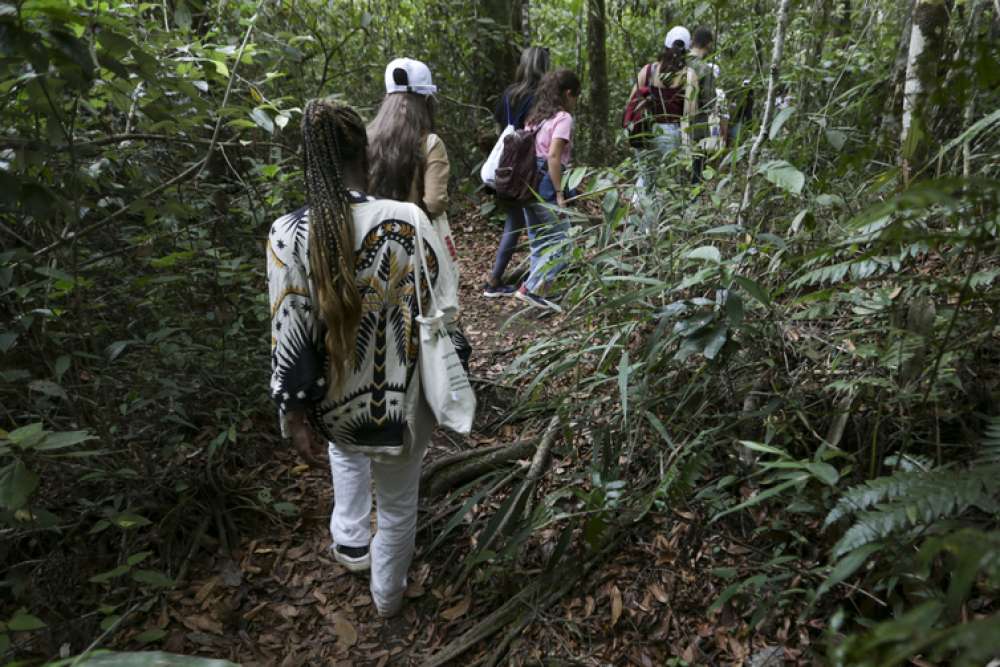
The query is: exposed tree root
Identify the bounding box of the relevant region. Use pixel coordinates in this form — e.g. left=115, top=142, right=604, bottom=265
left=423, top=440, right=537, bottom=498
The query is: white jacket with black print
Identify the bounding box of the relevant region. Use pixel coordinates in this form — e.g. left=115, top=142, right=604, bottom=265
left=267, top=192, right=459, bottom=460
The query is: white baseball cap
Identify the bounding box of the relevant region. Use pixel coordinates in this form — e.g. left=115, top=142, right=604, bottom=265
left=664, top=26, right=691, bottom=50
left=384, top=58, right=437, bottom=96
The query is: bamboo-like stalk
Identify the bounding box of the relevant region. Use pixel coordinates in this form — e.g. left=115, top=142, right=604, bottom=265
left=737, top=0, right=793, bottom=228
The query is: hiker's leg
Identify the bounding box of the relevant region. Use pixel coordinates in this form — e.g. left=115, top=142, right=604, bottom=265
left=328, top=442, right=372, bottom=550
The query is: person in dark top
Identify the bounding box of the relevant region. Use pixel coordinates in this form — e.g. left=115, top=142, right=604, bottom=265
left=483, top=46, right=551, bottom=297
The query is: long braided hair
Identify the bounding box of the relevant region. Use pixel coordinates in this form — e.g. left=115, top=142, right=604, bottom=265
left=301, top=99, right=365, bottom=391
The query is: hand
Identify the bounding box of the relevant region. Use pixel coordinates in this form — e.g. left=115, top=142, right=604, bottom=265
left=287, top=411, right=325, bottom=467
left=556, top=192, right=567, bottom=208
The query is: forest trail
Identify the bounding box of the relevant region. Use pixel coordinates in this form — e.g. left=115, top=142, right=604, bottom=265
left=159, top=204, right=802, bottom=666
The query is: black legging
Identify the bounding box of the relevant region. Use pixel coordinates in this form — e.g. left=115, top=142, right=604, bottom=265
left=489, top=206, right=527, bottom=284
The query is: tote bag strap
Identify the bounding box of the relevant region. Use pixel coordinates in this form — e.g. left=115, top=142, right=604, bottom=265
left=412, top=220, right=440, bottom=318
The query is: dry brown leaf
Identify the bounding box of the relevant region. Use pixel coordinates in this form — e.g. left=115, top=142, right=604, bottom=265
left=350, top=593, right=372, bottom=608
left=583, top=596, right=596, bottom=619
left=331, top=611, right=358, bottom=648
left=181, top=614, right=223, bottom=635
left=440, top=595, right=471, bottom=621
left=313, top=589, right=328, bottom=605
left=242, top=602, right=267, bottom=621
left=273, top=603, right=299, bottom=619
left=610, top=586, right=623, bottom=627
left=648, top=582, right=669, bottom=604
left=194, top=577, right=219, bottom=605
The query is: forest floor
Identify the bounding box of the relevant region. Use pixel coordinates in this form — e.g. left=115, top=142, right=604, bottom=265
left=155, top=203, right=809, bottom=667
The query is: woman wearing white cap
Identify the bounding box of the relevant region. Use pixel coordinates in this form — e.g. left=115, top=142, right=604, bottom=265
left=368, top=58, right=451, bottom=240
left=630, top=25, right=692, bottom=161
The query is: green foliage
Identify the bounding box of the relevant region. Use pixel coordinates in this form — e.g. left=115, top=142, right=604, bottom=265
left=825, top=467, right=999, bottom=555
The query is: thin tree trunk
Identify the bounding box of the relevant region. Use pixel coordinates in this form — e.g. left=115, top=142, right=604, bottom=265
left=900, top=0, right=949, bottom=186
left=961, top=0, right=987, bottom=177
left=586, top=0, right=609, bottom=162
left=737, top=0, right=793, bottom=228
left=882, top=0, right=919, bottom=135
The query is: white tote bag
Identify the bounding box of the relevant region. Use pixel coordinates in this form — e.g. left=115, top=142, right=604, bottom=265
left=414, top=221, right=476, bottom=434
left=480, top=124, right=515, bottom=188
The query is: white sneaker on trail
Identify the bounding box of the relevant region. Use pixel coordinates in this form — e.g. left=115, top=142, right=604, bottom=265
left=332, top=543, right=371, bottom=572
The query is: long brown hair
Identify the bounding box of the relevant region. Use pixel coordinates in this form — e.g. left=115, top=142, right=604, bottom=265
left=504, top=46, right=550, bottom=113
left=525, top=69, right=580, bottom=126
left=367, top=92, right=435, bottom=203
left=301, top=99, right=365, bottom=391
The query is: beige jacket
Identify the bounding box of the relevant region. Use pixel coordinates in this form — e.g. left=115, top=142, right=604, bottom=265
left=407, top=133, right=450, bottom=217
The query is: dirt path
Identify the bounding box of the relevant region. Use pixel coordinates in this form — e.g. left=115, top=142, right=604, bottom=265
left=158, top=204, right=546, bottom=666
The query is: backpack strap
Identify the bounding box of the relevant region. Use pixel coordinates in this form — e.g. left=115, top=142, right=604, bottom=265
left=504, top=95, right=512, bottom=126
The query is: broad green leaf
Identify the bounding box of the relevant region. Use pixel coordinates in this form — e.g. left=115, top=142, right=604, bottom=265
left=702, top=324, right=728, bottom=360
left=212, top=60, right=229, bottom=77
left=759, top=160, right=805, bottom=195
left=28, top=379, right=67, bottom=399
left=111, top=513, right=152, bottom=529
left=687, top=245, right=721, bottom=263
left=131, top=569, right=174, bottom=588
left=36, top=430, right=94, bottom=451
left=173, top=1, right=191, bottom=30
left=127, top=551, right=153, bottom=567
left=90, top=565, right=131, bottom=584
left=106, top=340, right=133, bottom=362
left=739, top=440, right=788, bottom=457
left=54, top=355, right=71, bottom=381
left=825, top=128, right=847, bottom=151
left=135, top=628, right=167, bottom=644
left=0, top=331, right=17, bottom=353
left=0, top=460, right=39, bottom=510
left=7, top=422, right=45, bottom=446
left=805, top=462, right=839, bottom=486
left=734, top=275, right=771, bottom=306
left=769, top=105, right=796, bottom=140
left=7, top=609, right=46, bottom=632
left=250, top=108, right=273, bottom=134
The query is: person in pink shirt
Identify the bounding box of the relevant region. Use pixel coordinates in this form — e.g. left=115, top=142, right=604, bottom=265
left=514, top=69, right=581, bottom=312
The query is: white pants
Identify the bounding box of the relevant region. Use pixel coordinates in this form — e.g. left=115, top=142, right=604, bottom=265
left=327, top=437, right=428, bottom=613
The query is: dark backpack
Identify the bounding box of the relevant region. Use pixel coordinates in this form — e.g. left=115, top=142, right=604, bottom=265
left=493, top=126, right=541, bottom=204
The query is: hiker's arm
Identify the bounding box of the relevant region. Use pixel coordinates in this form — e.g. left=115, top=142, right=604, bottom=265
left=548, top=138, right=567, bottom=207
left=423, top=136, right=450, bottom=218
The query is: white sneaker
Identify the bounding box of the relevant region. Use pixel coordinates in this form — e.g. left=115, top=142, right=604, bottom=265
left=332, top=543, right=370, bottom=572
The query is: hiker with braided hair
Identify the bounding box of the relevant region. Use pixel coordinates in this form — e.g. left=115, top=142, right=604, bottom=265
left=267, top=98, right=457, bottom=618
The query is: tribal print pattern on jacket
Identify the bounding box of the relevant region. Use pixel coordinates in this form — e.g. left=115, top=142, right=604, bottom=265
left=267, top=193, right=445, bottom=456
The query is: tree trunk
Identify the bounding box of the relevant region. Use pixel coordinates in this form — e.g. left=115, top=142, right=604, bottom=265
left=586, top=0, right=609, bottom=162
left=881, top=0, right=919, bottom=137
left=900, top=0, right=949, bottom=185
left=478, top=0, right=517, bottom=109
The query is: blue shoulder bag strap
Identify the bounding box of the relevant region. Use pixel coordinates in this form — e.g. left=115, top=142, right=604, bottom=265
left=504, top=94, right=512, bottom=127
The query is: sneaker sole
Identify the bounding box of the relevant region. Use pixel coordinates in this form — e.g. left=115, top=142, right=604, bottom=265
left=333, top=550, right=371, bottom=572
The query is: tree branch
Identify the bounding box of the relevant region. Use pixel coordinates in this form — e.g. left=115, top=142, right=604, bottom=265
left=32, top=159, right=205, bottom=258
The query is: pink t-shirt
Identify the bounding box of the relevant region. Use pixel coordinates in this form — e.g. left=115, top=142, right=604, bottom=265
left=532, top=111, right=573, bottom=165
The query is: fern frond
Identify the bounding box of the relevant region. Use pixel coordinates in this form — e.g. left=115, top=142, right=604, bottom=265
left=977, top=415, right=1000, bottom=465
left=827, top=466, right=1000, bottom=558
